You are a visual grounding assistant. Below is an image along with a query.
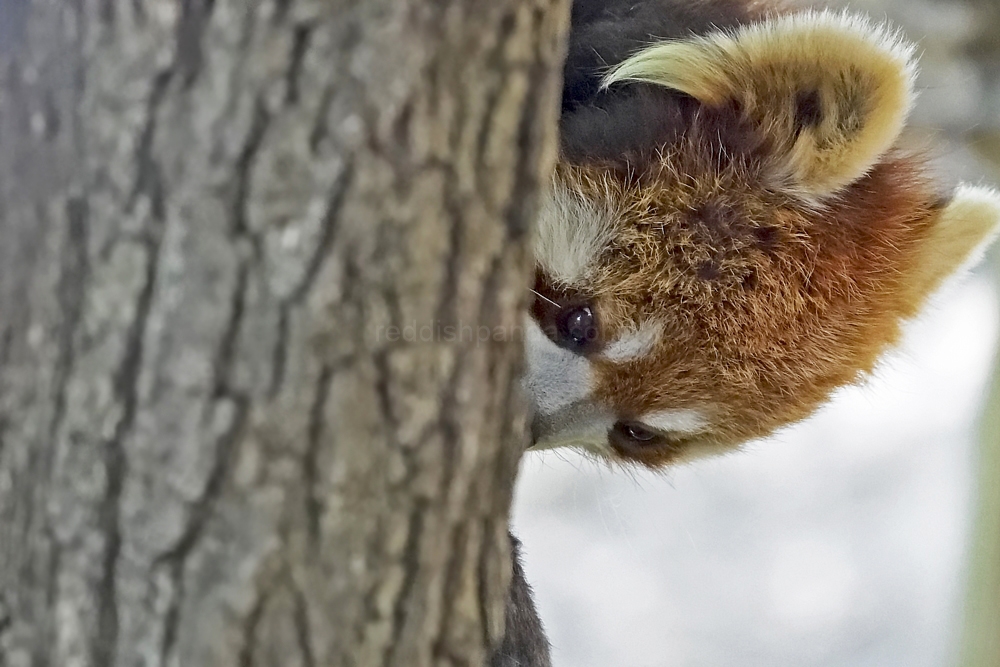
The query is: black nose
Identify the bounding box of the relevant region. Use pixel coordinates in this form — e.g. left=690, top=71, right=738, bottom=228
left=528, top=417, right=541, bottom=448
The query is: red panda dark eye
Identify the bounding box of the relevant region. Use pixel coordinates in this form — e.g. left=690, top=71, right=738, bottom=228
left=555, top=305, right=599, bottom=352
left=609, top=421, right=669, bottom=457
left=530, top=274, right=601, bottom=354
left=609, top=422, right=689, bottom=465
left=617, top=422, right=659, bottom=443
left=627, top=425, right=656, bottom=441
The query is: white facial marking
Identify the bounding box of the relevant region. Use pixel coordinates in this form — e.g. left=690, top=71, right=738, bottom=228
left=522, top=317, right=594, bottom=416
left=533, top=180, right=617, bottom=285
left=602, top=320, right=664, bottom=363
left=640, top=409, right=709, bottom=435
left=522, top=317, right=615, bottom=456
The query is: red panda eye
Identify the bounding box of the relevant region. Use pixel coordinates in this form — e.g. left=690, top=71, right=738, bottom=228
left=529, top=276, right=601, bottom=353
left=610, top=421, right=667, bottom=452
left=555, top=305, right=599, bottom=352
left=608, top=421, right=681, bottom=459
left=619, top=422, right=659, bottom=443
left=609, top=422, right=686, bottom=464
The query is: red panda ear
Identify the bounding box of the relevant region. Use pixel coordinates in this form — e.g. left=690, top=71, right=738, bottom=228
left=603, top=11, right=917, bottom=199
left=907, top=186, right=1000, bottom=304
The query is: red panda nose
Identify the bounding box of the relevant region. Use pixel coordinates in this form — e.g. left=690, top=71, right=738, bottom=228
left=528, top=417, right=542, bottom=447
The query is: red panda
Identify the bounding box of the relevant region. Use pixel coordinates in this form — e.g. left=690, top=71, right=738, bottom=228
left=495, top=1, right=1000, bottom=665
left=524, top=6, right=1000, bottom=468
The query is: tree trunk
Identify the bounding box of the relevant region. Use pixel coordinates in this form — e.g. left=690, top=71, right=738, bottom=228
left=0, top=1, right=568, bottom=666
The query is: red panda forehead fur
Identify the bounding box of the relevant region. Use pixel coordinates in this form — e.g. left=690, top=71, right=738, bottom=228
left=542, top=145, right=942, bottom=466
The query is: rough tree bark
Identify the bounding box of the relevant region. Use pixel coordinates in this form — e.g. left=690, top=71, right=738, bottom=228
left=0, top=1, right=568, bottom=666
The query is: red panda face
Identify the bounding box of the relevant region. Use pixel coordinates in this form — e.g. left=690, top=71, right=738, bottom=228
left=524, top=10, right=1000, bottom=468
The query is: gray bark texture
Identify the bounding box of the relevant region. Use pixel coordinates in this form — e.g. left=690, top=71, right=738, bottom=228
left=0, top=1, right=569, bottom=666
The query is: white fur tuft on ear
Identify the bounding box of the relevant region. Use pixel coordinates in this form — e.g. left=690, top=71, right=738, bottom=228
left=911, top=185, right=1000, bottom=299
left=603, top=10, right=918, bottom=198
left=942, top=185, right=1000, bottom=266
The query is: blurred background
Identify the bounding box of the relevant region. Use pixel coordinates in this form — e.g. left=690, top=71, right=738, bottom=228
left=512, top=1, right=1000, bottom=665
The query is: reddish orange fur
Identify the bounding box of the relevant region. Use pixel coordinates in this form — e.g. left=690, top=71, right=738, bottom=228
left=545, top=144, right=943, bottom=466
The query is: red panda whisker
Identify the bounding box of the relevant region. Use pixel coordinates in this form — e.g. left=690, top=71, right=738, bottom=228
left=530, top=288, right=562, bottom=309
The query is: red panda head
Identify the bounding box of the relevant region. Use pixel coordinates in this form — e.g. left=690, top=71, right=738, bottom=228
left=525, top=10, right=1000, bottom=468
